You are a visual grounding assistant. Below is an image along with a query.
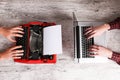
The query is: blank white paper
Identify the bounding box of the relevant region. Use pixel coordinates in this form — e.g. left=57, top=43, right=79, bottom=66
left=43, top=25, right=62, bottom=55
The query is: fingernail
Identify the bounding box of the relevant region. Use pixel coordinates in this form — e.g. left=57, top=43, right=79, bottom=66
left=20, top=35, right=23, bottom=37
left=19, top=45, right=22, bottom=47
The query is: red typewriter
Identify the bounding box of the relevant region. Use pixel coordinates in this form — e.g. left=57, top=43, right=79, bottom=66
left=14, top=21, right=56, bottom=64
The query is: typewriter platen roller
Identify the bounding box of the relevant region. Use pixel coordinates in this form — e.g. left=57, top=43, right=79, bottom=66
left=14, top=21, right=56, bottom=64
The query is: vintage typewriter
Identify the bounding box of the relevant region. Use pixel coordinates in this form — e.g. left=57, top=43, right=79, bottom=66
left=14, top=21, right=56, bottom=64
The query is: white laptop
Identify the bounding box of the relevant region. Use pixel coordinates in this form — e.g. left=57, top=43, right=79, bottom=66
left=73, top=12, right=110, bottom=63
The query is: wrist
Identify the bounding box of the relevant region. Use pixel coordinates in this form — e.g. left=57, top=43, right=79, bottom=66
left=108, top=51, right=113, bottom=58
left=103, top=24, right=110, bottom=30
left=0, top=53, right=4, bottom=60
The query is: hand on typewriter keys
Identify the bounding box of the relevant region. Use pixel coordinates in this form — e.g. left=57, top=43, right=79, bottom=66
left=88, top=45, right=113, bottom=58
left=0, top=46, right=24, bottom=60
left=84, top=24, right=110, bottom=39
left=0, top=26, right=24, bottom=42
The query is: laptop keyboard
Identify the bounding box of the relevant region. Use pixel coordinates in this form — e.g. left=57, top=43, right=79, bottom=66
left=81, top=26, right=94, bottom=58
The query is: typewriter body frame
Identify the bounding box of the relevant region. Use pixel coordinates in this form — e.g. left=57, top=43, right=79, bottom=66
left=14, top=21, right=56, bottom=64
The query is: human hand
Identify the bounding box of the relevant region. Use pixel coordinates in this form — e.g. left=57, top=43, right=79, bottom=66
left=89, top=45, right=113, bottom=58
left=84, top=24, right=110, bottom=39
left=0, top=46, right=24, bottom=60
left=0, top=26, right=24, bottom=42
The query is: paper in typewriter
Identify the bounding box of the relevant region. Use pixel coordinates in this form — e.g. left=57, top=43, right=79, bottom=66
left=43, top=25, right=62, bottom=55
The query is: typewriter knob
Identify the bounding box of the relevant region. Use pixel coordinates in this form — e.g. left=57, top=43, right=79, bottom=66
left=49, top=55, right=53, bottom=60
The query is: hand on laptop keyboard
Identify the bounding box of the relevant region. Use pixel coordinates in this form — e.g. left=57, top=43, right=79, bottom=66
left=0, top=26, right=24, bottom=42
left=84, top=24, right=110, bottom=39
left=0, top=45, right=24, bottom=60
left=88, top=45, right=112, bottom=58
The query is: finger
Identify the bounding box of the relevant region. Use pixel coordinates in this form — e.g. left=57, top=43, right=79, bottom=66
left=84, top=27, right=92, bottom=32
left=84, top=29, right=93, bottom=35
left=88, top=48, right=98, bottom=52
left=86, top=32, right=95, bottom=39
left=10, top=45, right=22, bottom=50
left=13, top=26, right=22, bottom=28
left=12, top=26, right=23, bottom=31
left=12, top=50, right=24, bottom=53
left=12, top=30, right=24, bottom=34
left=13, top=56, right=21, bottom=59
left=90, top=45, right=99, bottom=50
left=90, top=45, right=97, bottom=48
left=13, top=53, right=23, bottom=56
left=12, top=33, right=23, bottom=37
left=12, top=26, right=22, bottom=29
left=92, top=45, right=99, bottom=48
